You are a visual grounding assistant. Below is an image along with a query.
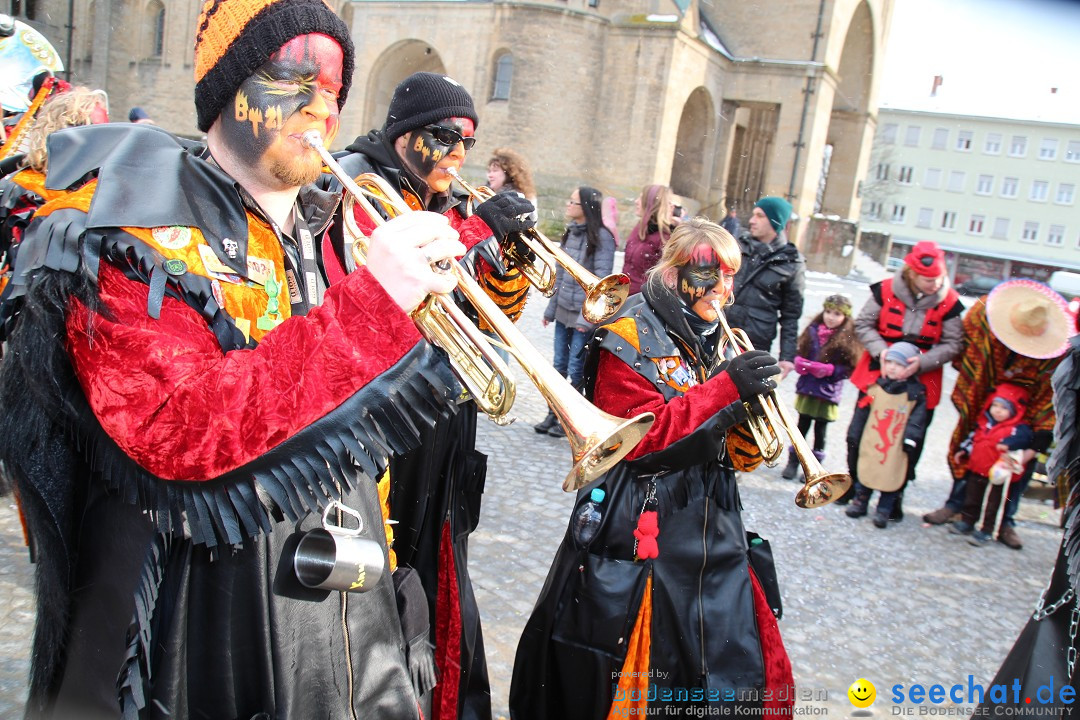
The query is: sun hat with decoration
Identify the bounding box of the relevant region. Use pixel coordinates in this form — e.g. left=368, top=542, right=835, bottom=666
left=192, top=0, right=354, bottom=132
left=986, top=278, right=1075, bottom=359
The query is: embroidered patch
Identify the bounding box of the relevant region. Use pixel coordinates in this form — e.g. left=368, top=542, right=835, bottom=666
left=652, top=356, right=695, bottom=393
left=151, top=226, right=192, bottom=250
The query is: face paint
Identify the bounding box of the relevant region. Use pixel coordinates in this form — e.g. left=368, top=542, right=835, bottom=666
left=401, top=117, right=475, bottom=192
left=677, top=244, right=722, bottom=307
left=220, top=33, right=343, bottom=185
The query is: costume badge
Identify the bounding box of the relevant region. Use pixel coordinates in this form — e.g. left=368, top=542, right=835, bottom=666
left=210, top=278, right=225, bottom=308
left=162, top=258, right=187, bottom=276
left=222, top=237, right=239, bottom=259
left=151, top=226, right=192, bottom=250
left=198, top=245, right=243, bottom=284
left=246, top=256, right=274, bottom=286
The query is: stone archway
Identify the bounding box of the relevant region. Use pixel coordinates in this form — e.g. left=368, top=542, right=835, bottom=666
left=669, top=86, right=715, bottom=210
left=818, top=0, right=875, bottom=217
left=363, top=40, right=447, bottom=135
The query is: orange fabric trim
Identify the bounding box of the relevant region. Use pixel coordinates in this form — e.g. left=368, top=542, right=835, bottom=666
left=604, top=317, right=641, bottom=352
left=377, top=469, right=397, bottom=572
left=34, top=180, right=96, bottom=217
left=0, top=80, right=52, bottom=161
left=607, top=574, right=652, bottom=719
left=11, top=168, right=48, bottom=199
left=128, top=217, right=289, bottom=343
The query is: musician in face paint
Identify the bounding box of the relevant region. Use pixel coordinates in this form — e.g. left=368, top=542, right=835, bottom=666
left=394, top=116, right=476, bottom=198
left=677, top=242, right=737, bottom=322
left=218, top=32, right=344, bottom=189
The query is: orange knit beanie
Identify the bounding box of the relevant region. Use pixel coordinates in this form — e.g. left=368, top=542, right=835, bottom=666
left=193, top=0, right=354, bottom=131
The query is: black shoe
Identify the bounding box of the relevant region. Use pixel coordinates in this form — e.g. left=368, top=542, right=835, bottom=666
left=872, top=512, right=889, bottom=529
left=845, top=501, right=868, bottom=519
left=534, top=412, right=556, bottom=434
left=780, top=454, right=800, bottom=480
left=547, top=423, right=566, bottom=438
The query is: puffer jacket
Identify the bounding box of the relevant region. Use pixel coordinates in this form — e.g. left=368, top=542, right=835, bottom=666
left=726, top=232, right=806, bottom=361
left=543, top=221, right=615, bottom=329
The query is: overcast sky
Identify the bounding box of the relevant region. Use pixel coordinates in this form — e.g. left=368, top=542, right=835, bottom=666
left=879, top=0, right=1080, bottom=123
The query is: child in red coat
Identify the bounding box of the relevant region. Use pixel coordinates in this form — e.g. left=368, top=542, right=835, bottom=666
left=949, top=383, right=1034, bottom=546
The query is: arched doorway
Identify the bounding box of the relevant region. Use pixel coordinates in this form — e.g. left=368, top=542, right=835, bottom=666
left=669, top=87, right=715, bottom=210
left=363, top=41, right=447, bottom=134
left=818, top=1, right=875, bottom=217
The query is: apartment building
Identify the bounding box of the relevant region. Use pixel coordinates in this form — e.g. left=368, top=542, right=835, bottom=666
left=858, top=107, right=1080, bottom=285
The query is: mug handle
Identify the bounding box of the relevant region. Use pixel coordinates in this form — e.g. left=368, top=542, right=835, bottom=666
left=322, top=500, right=364, bottom=536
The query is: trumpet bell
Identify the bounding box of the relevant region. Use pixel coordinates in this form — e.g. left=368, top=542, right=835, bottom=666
left=795, top=472, right=853, bottom=509
left=582, top=273, right=631, bottom=325
left=564, top=413, right=655, bottom=492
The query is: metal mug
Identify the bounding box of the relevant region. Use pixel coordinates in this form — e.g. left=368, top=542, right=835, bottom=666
left=293, top=501, right=385, bottom=593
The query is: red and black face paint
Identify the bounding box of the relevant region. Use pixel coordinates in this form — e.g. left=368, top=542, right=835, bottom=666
left=676, top=244, right=723, bottom=307
left=401, top=116, right=475, bottom=179
left=221, top=33, right=343, bottom=161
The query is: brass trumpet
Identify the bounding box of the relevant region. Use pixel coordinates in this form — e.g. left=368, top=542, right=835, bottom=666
left=304, top=131, right=654, bottom=491
left=711, top=301, right=852, bottom=508
left=446, top=169, right=631, bottom=325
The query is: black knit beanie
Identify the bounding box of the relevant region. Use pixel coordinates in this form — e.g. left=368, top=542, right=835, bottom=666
left=383, top=72, right=479, bottom=141
left=193, top=0, right=355, bottom=132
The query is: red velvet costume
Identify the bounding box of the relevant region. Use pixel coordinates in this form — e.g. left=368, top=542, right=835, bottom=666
left=0, top=125, right=459, bottom=719
left=511, top=287, right=794, bottom=719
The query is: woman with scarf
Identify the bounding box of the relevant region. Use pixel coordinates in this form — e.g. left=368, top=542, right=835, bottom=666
left=513, top=218, right=795, bottom=719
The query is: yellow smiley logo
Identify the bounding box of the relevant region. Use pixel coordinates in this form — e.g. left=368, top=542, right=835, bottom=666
left=848, top=678, right=876, bottom=708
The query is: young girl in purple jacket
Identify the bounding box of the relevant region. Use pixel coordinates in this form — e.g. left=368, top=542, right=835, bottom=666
left=782, top=294, right=863, bottom=479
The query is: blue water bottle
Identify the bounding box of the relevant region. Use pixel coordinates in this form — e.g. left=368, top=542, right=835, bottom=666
left=573, top=488, right=606, bottom=545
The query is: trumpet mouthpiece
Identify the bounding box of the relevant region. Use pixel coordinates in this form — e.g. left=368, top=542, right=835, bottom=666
left=301, top=130, right=324, bottom=150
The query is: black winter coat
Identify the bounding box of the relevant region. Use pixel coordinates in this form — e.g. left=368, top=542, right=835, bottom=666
left=726, top=232, right=805, bottom=361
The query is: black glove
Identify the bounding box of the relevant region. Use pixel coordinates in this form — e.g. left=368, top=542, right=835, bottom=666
left=725, top=349, right=780, bottom=403
left=474, top=192, right=536, bottom=241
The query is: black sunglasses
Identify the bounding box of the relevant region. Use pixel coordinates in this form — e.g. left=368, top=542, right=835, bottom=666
left=424, top=124, right=476, bottom=151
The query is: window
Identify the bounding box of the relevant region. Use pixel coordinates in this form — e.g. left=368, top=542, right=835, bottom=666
left=864, top=202, right=882, bottom=220
left=1010, top=135, right=1028, bottom=157
left=1067, top=140, right=1080, bottom=162
left=947, top=170, right=966, bottom=193
left=932, top=128, right=949, bottom=150
left=916, top=207, right=933, bottom=228
left=490, top=52, right=514, bottom=100
left=898, top=166, right=914, bottom=184
left=875, top=163, right=889, bottom=181
left=1057, top=183, right=1076, bottom=205
left=924, top=168, right=942, bottom=189
left=1022, top=222, right=1039, bottom=242
left=1001, top=177, right=1019, bottom=198
left=904, top=126, right=921, bottom=147
left=148, top=0, right=165, bottom=58
left=984, top=133, right=1002, bottom=154
left=976, top=175, right=994, bottom=195
left=968, top=215, right=985, bottom=235
left=992, top=218, right=1010, bottom=239
left=941, top=211, right=957, bottom=230
left=891, top=205, right=907, bottom=224
left=881, top=124, right=898, bottom=144
left=1048, top=225, right=1065, bottom=247
left=956, top=130, right=973, bottom=151
left=1040, top=138, right=1059, bottom=160
left=1030, top=180, right=1049, bottom=202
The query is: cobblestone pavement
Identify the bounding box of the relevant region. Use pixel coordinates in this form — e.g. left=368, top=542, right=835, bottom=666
left=0, top=258, right=1064, bottom=719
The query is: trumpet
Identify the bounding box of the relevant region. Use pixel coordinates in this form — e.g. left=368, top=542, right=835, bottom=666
left=305, top=131, right=654, bottom=491
left=711, top=301, right=851, bottom=508
left=446, top=169, right=630, bottom=325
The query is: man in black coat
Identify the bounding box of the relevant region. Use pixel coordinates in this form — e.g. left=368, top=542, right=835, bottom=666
left=726, top=195, right=806, bottom=379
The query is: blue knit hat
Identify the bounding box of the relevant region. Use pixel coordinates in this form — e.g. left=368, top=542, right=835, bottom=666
left=885, top=341, right=921, bottom=366
left=754, top=196, right=793, bottom=234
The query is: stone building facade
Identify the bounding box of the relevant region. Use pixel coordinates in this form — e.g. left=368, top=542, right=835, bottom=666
left=11, top=0, right=892, bottom=236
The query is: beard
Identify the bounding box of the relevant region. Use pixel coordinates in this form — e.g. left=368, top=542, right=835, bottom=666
left=268, top=152, right=323, bottom=187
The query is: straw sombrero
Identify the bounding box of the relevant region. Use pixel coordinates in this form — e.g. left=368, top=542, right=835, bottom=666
left=986, top=279, right=1075, bottom=359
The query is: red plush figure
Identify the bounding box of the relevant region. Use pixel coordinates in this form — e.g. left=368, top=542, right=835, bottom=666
left=634, top=510, right=660, bottom=559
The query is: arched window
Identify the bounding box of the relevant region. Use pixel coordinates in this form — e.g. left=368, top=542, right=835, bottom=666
left=491, top=52, right=513, bottom=101
left=146, top=0, right=165, bottom=58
